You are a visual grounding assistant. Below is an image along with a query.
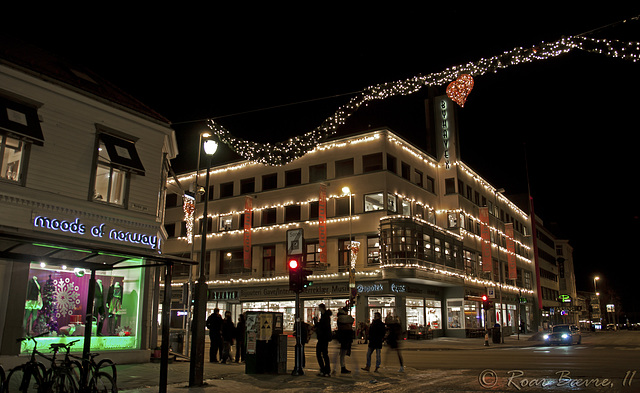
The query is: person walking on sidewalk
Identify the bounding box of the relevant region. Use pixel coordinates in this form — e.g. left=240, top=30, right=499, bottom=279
left=385, top=313, right=405, bottom=372
left=235, top=313, right=246, bottom=363
left=205, top=308, right=223, bottom=362
left=314, top=303, right=332, bottom=377
left=220, top=311, right=235, bottom=364
left=362, top=312, right=385, bottom=372
left=336, top=307, right=354, bottom=374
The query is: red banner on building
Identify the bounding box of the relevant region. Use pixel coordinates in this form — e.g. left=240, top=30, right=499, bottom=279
left=243, top=196, right=252, bottom=269
left=505, top=223, right=517, bottom=280
left=319, top=184, right=327, bottom=264
left=479, top=207, right=492, bottom=272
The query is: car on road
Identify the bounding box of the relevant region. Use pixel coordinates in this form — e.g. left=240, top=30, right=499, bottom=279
left=543, top=324, right=582, bottom=345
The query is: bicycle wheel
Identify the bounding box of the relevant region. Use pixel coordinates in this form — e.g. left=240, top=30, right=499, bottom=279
left=65, top=360, right=84, bottom=388
left=1, top=364, right=6, bottom=393
left=49, top=368, right=78, bottom=393
left=95, top=359, right=117, bottom=383
left=6, top=365, right=44, bottom=393
left=89, top=372, right=116, bottom=393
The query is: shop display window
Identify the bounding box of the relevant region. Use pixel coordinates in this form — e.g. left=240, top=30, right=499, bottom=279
left=464, top=300, right=482, bottom=329
left=446, top=299, right=463, bottom=329
left=405, top=298, right=425, bottom=331
left=21, top=259, right=144, bottom=353
left=425, top=300, right=441, bottom=329
left=243, top=301, right=295, bottom=331
left=367, top=296, right=396, bottom=323
left=303, top=299, right=348, bottom=331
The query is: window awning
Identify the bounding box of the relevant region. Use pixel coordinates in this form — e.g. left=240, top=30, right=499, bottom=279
left=0, top=96, right=45, bottom=146
left=0, top=230, right=196, bottom=270
left=98, top=132, right=145, bottom=176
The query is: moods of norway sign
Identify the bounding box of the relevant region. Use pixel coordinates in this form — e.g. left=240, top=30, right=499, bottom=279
left=32, top=214, right=160, bottom=251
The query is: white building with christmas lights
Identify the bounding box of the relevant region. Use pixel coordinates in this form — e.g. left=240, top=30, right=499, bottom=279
left=163, top=95, right=540, bottom=338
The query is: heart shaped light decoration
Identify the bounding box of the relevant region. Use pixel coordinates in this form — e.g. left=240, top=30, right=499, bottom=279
left=446, top=74, right=474, bottom=107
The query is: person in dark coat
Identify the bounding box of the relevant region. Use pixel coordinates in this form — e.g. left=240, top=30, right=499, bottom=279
left=313, top=303, right=332, bottom=377
left=220, top=311, right=235, bottom=364
left=234, top=313, right=246, bottom=363
left=336, top=307, right=354, bottom=374
left=385, top=313, right=404, bottom=372
left=362, top=312, right=385, bottom=372
left=205, top=308, right=223, bottom=362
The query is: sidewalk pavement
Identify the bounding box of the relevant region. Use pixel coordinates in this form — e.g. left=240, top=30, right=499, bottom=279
left=116, top=332, right=544, bottom=392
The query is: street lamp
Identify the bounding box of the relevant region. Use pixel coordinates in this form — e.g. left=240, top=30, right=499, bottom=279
left=593, top=276, right=601, bottom=330
left=185, top=131, right=212, bottom=357
left=189, top=136, right=218, bottom=387
left=494, top=188, right=505, bottom=343
left=342, top=186, right=355, bottom=314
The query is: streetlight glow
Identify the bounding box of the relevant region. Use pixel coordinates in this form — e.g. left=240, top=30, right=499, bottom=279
left=203, top=139, right=218, bottom=155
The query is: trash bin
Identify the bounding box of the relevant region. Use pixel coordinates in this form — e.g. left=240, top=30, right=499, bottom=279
left=245, top=311, right=286, bottom=374
left=169, top=330, right=184, bottom=353
left=492, top=326, right=501, bottom=343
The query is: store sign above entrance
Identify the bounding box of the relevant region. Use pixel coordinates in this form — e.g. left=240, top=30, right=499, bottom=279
left=32, top=214, right=160, bottom=250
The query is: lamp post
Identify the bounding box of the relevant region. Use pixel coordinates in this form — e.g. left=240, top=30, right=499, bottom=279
left=342, top=187, right=354, bottom=315
left=185, top=132, right=210, bottom=357
left=494, top=188, right=505, bottom=343
left=593, top=276, right=601, bottom=329
left=189, top=137, right=218, bottom=387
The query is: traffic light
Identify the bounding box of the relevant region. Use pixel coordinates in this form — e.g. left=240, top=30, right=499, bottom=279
left=301, top=268, right=313, bottom=289
left=289, top=256, right=313, bottom=293
left=482, top=294, right=493, bottom=310
left=288, top=256, right=301, bottom=292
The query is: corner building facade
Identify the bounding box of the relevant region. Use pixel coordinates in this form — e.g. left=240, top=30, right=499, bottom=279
left=0, top=39, right=182, bottom=363
left=164, top=96, right=539, bottom=338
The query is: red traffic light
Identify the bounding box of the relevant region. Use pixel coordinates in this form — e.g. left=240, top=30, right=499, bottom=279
left=288, top=258, right=299, bottom=270
left=482, top=295, right=488, bottom=301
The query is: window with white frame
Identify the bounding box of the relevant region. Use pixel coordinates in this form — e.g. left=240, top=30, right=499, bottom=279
left=1, top=95, right=44, bottom=185
left=364, top=193, right=384, bottom=211
left=0, top=135, right=27, bottom=183
left=92, top=129, right=145, bottom=207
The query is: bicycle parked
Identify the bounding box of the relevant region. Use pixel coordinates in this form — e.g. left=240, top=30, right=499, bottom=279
left=5, top=335, right=117, bottom=393
left=68, top=351, right=117, bottom=393
left=5, top=334, right=49, bottom=393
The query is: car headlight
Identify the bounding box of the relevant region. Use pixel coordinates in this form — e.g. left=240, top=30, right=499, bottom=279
left=543, top=334, right=549, bottom=339
left=561, top=334, right=568, bottom=339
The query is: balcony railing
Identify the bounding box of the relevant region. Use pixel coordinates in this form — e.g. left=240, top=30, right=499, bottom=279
left=380, top=257, right=464, bottom=276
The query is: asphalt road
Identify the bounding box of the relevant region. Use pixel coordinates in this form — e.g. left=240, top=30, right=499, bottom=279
left=301, top=331, right=640, bottom=391
left=115, top=331, right=640, bottom=392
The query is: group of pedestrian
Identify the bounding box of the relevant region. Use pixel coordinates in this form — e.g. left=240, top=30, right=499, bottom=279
left=313, top=303, right=404, bottom=377
left=205, top=308, right=246, bottom=364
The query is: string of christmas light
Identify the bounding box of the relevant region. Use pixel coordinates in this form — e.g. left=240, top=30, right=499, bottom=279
left=207, top=32, right=640, bottom=166
left=182, top=194, right=195, bottom=244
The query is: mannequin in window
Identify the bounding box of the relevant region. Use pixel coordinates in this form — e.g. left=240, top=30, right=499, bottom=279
left=94, top=279, right=106, bottom=335
left=24, top=276, right=43, bottom=334
left=107, top=281, right=122, bottom=335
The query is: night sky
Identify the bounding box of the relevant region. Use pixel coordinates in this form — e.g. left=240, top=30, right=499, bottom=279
left=3, top=7, right=639, bottom=316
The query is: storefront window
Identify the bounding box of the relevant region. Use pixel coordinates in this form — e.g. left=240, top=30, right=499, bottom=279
left=367, top=296, right=396, bottom=323
left=464, top=300, right=482, bottom=329
left=426, top=300, right=441, bottom=329
left=447, top=299, right=463, bottom=329
left=303, top=299, right=348, bottom=331
left=405, top=298, right=424, bottom=330
left=243, top=301, right=295, bottom=331
left=21, top=260, right=144, bottom=353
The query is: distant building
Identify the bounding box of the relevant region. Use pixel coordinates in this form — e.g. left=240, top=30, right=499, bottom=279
left=164, top=95, right=540, bottom=338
